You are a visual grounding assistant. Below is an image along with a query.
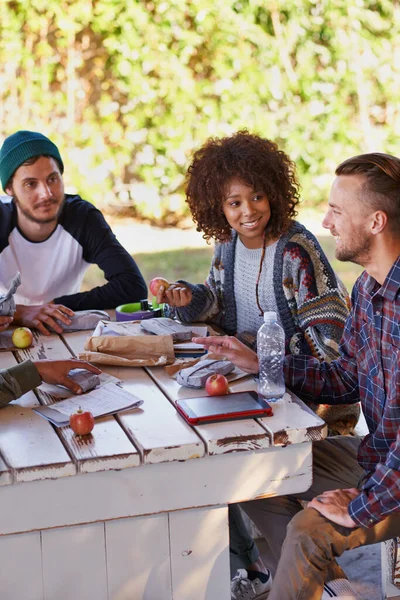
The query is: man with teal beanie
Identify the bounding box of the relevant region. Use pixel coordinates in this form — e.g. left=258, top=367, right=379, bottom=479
left=0, top=131, right=64, bottom=187
left=0, top=130, right=147, bottom=335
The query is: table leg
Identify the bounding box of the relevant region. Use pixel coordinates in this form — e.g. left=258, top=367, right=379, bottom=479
left=169, top=505, right=230, bottom=600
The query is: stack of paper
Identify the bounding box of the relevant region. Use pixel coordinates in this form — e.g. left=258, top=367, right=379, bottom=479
left=33, top=382, right=144, bottom=427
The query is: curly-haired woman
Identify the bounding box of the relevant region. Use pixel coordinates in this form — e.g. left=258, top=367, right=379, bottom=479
left=157, top=131, right=359, bottom=600
left=160, top=130, right=350, bottom=362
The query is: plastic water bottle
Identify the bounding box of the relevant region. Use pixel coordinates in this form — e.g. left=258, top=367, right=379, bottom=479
left=257, top=311, right=285, bottom=401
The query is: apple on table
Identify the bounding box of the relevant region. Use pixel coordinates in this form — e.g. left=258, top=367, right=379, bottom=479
left=12, top=327, right=34, bottom=349
left=69, top=407, right=95, bottom=436
left=205, top=374, right=230, bottom=396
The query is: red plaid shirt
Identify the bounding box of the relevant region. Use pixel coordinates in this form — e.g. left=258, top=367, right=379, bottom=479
left=284, top=255, right=400, bottom=527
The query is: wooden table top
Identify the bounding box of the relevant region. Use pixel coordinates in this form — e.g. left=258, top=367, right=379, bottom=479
left=0, top=326, right=327, bottom=486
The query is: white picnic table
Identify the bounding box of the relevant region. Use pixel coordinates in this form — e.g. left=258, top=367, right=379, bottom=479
left=0, top=325, right=327, bottom=600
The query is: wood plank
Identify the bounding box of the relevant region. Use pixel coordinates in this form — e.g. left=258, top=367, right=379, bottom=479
left=15, top=329, right=73, bottom=361
left=0, top=531, right=44, bottom=600
left=16, top=332, right=142, bottom=474
left=230, top=378, right=327, bottom=445
left=57, top=418, right=141, bottom=474
left=41, top=522, right=108, bottom=600
left=169, top=506, right=230, bottom=600
left=36, top=388, right=141, bottom=474
left=0, top=351, right=17, bottom=485
left=106, top=514, right=172, bottom=600
left=0, top=403, right=76, bottom=482
left=114, top=366, right=205, bottom=464
left=62, top=331, right=205, bottom=465
left=195, top=419, right=271, bottom=455
left=147, top=366, right=272, bottom=455
left=0, top=442, right=313, bottom=536
left=61, top=329, right=93, bottom=358
left=0, top=347, right=76, bottom=482
left=258, top=390, right=327, bottom=445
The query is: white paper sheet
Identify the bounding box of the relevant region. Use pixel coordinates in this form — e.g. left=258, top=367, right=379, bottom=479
left=47, top=382, right=143, bottom=417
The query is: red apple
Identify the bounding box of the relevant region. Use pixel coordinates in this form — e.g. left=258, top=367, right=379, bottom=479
left=12, top=327, right=33, bottom=349
left=69, top=407, right=95, bottom=436
left=149, top=276, right=170, bottom=296
left=205, top=373, right=229, bottom=396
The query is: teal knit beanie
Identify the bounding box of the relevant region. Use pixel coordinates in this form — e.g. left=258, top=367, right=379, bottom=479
left=0, top=130, right=64, bottom=190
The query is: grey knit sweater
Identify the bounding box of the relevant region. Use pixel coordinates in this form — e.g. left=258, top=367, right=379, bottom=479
left=234, top=238, right=278, bottom=335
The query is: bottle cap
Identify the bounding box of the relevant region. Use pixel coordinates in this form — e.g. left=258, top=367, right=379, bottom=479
left=263, top=311, right=277, bottom=322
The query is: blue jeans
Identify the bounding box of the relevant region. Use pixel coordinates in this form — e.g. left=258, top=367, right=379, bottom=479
left=229, top=503, right=260, bottom=575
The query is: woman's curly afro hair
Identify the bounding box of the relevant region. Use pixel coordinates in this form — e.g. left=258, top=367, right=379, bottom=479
left=185, top=130, right=300, bottom=242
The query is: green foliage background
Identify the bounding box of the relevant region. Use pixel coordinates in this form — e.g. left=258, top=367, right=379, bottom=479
left=1, top=0, right=399, bottom=221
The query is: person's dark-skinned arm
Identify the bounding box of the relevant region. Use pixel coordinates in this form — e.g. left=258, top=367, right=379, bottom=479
left=13, top=303, right=74, bottom=336
left=0, top=359, right=101, bottom=408
left=53, top=204, right=147, bottom=310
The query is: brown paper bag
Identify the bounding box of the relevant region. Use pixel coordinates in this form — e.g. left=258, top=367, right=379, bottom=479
left=80, top=333, right=175, bottom=366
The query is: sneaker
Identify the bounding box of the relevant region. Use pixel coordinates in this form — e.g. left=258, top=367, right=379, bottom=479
left=231, top=568, right=272, bottom=600
left=322, top=578, right=361, bottom=599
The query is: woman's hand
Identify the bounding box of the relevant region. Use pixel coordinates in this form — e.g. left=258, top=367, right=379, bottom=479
left=156, top=283, right=193, bottom=308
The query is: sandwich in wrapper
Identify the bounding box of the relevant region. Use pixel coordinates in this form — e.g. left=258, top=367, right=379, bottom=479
left=55, top=310, right=110, bottom=332
left=140, top=317, right=193, bottom=342
left=66, top=369, right=101, bottom=393
left=176, top=358, right=235, bottom=389
left=0, top=272, right=21, bottom=316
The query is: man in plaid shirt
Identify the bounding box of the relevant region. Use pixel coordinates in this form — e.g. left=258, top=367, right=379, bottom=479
left=195, top=152, right=400, bottom=600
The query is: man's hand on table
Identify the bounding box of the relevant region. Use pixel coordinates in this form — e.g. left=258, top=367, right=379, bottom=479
left=309, top=488, right=359, bottom=529
left=0, top=315, right=13, bottom=332
left=34, top=359, right=102, bottom=394
left=14, top=303, right=74, bottom=335
left=192, top=335, right=259, bottom=374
